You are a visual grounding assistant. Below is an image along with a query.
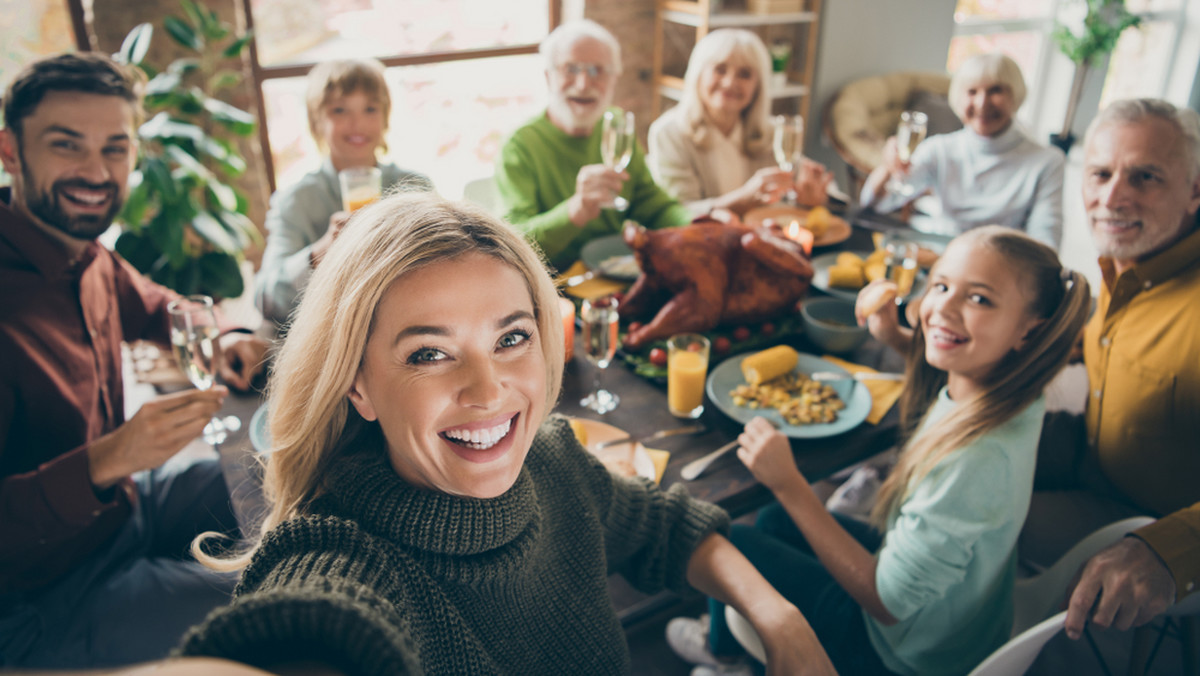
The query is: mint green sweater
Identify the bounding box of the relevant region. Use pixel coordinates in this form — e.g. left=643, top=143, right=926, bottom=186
left=178, top=416, right=729, bottom=674
left=868, top=389, right=1045, bottom=676
left=495, top=111, right=693, bottom=271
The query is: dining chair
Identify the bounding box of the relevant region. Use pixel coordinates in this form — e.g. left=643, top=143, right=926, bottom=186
left=722, top=516, right=1157, bottom=672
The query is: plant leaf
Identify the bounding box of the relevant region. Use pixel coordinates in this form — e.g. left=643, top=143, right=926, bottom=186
left=198, top=251, right=244, bottom=299
left=192, top=211, right=238, bottom=253
left=116, top=23, right=154, bottom=65
left=222, top=32, right=254, bottom=59
left=180, top=0, right=206, bottom=32
left=145, top=72, right=182, bottom=98
left=203, top=97, right=256, bottom=136
left=206, top=180, right=239, bottom=213
left=140, top=155, right=179, bottom=204
left=114, top=230, right=162, bottom=272
left=140, top=112, right=205, bottom=143
left=167, top=58, right=201, bottom=77
left=118, top=170, right=149, bottom=229
left=208, top=69, right=243, bottom=93
left=164, top=15, right=202, bottom=51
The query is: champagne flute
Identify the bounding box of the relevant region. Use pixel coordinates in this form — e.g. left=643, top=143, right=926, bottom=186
left=579, top=295, right=621, bottom=414
left=887, top=110, right=928, bottom=197
left=167, top=295, right=228, bottom=444
left=600, top=109, right=635, bottom=211
left=771, top=114, right=805, bottom=204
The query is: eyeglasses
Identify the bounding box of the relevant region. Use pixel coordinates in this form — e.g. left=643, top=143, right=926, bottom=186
left=556, top=62, right=611, bottom=80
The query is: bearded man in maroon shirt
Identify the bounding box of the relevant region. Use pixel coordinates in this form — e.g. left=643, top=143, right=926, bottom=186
left=0, top=52, right=269, bottom=668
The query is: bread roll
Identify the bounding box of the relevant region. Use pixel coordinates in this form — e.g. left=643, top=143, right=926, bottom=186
left=828, top=264, right=865, bottom=289
left=835, top=251, right=865, bottom=268
left=856, top=282, right=898, bottom=319
left=864, top=262, right=886, bottom=283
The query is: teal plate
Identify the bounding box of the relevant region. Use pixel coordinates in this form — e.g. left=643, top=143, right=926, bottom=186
left=705, top=352, right=872, bottom=438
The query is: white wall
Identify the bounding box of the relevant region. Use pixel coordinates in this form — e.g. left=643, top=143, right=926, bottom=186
left=805, top=0, right=959, bottom=192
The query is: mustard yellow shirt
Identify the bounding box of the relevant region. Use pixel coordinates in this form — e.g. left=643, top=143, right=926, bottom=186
left=1084, top=226, right=1200, bottom=598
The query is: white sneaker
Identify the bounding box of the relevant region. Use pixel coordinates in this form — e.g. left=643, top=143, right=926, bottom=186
left=666, top=615, right=718, bottom=666
left=691, top=661, right=754, bottom=676
left=826, top=465, right=882, bottom=520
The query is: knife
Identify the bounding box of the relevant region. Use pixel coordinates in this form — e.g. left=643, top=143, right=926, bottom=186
left=595, top=423, right=706, bottom=449
left=810, top=371, right=904, bottom=382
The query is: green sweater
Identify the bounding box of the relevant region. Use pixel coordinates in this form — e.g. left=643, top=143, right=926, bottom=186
left=178, top=415, right=729, bottom=674
left=495, top=111, right=693, bottom=271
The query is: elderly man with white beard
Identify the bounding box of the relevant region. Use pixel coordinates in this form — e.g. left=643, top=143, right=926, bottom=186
left=495, top=20, right=692, bottom=272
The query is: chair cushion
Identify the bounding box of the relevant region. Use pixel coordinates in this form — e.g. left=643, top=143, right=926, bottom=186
left=825, top=71, right=953, bottom=174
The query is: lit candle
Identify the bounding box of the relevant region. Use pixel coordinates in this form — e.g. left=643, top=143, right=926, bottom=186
left=786, top=220, right=814, bottom=255
left=558, top=296, right=576, bottom=362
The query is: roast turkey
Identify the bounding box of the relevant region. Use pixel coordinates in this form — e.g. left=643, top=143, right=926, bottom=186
left=620, top=216, right=813, bottom=350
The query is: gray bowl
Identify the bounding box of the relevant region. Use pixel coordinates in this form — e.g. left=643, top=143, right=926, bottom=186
left=801, top=296, right=869, bottom=354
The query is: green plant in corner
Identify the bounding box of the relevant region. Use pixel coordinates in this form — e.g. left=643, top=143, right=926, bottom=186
left=114, top=0, right=260, bottom=299
left=1050, top=0, right=1140, bottom=150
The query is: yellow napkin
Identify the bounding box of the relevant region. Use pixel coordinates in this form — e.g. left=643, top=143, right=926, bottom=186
left=821, top=355, right=904, bottom=425
left=557, top=261, right=628, bottom=300
left=646, top=448, right=670, bottom=484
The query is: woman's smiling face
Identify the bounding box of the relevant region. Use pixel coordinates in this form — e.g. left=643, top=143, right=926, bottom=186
left=347, top=252, right=548, bottom=498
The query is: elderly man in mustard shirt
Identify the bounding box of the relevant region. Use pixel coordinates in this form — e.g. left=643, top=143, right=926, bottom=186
left=1021, top=99, right=1200, bottom=654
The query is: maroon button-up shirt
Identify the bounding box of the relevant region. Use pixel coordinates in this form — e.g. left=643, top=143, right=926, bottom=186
left=0, top=187, right=175, bottom=593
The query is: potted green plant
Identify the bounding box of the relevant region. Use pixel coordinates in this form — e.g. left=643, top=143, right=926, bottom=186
left=1050, top=0, right=1140, bottom=152
left=114, top=0, right=260, bottom=299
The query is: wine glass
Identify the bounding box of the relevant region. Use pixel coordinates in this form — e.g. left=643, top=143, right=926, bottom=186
left=887, top=110, right=928, bottom=197
left=771, top=114, right=805, bottom=204
left=600, top=109, right=635, bottom=211
left=167, top=295, right=228, bottom=444
left=579, top=295, right=620, bottom=414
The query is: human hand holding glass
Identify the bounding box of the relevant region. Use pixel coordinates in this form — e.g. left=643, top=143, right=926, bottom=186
left=886, top=110, right=928, bottom=197
left=600, top=110, right=635, bottom=211
left=579, top=295, right=621, bottom=414
left=167, top=295, right=230, bottom=444
left=771, top=115, right=805, bottom=204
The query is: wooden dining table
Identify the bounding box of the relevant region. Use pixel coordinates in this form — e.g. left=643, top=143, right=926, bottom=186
left=208, top=213, right=913, bottom=626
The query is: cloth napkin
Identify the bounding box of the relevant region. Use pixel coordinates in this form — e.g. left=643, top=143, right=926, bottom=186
left=645, top=448, right=669, bottom=484
left=557, top=261, right=628, bottom=300
left=821, top=354, right=904, bottom=425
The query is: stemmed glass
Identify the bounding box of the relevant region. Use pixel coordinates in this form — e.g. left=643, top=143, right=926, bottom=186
left=887, top=110, right=928, bottom=197
left=771, top=114, right=805, bottom=204
left=167, top=295, right=228, bottom=444
left=600, top=109, right=635, bottom=211
left=579, top=295, right=621, bottom=414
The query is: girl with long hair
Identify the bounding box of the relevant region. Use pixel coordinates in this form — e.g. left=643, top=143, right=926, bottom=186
left=668, top=226, right=1090, bottom=676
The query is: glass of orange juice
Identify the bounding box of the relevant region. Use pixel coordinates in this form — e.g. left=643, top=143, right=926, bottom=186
left=667, top=333, right=710, bottom=419
left=339, top=166, right=383, bottom=212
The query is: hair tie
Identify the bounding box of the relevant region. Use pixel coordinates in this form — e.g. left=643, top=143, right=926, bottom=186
left=1061, top=268, right=1075, bottom=291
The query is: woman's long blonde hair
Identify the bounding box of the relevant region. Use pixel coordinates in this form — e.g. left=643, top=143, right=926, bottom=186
left=678, top=29, right=773, bottom=156
left=870, top=226, right=1091, bottom=528
left=196, top=194, right=564, bottom=569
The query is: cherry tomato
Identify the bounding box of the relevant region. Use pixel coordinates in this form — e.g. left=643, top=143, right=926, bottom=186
left=761, top=322, right=776, bottom=336
left=648, top=347, right=668, bottom=366
left=713, top=337, right=732, bottom=354
left=732, top=326, right=752, bottom=342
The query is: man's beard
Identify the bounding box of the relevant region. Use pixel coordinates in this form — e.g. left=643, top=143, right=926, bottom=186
left=21, top=164, right=122, bottom=241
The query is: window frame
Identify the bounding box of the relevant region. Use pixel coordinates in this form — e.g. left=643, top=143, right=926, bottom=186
left=238, top=0, right=561, bottom=192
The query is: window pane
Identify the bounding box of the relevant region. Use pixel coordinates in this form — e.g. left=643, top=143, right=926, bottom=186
left=1124, top=0, right=1182, bottom=11
left=0, top=0, right=75, bottom=106
left=954, top=0, right=1051, bottom=22
left=250, top=0, right=549, bottom=67
left=947, top=32, right=1043, bottom=81
left=264, top=53, right=545, bottom=200
left=1099, top=20, right=1176, bottom=107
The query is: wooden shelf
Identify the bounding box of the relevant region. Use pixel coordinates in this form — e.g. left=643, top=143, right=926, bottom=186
left=662, top=9, right=818, bottom=28
left=652, top=0, right=824, bottom=119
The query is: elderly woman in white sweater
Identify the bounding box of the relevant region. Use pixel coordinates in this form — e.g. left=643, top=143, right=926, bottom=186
left=860, top=53, right=1065, bottom=249
left=649, top=29, right=830, bottom=216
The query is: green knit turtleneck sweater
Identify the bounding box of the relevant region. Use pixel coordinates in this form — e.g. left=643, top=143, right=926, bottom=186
left=178, top=415, right=729, bottom=674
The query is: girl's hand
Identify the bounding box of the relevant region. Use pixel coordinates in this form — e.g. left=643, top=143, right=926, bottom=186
left=737, top=416, right=804, bottom=492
